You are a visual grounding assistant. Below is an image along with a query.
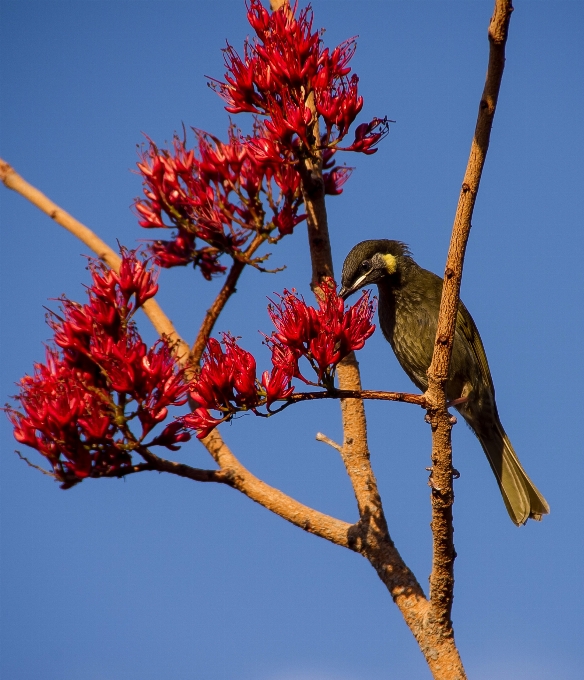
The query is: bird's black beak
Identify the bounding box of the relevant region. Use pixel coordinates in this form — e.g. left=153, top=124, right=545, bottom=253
left=338, top=286, right=351, bottom=300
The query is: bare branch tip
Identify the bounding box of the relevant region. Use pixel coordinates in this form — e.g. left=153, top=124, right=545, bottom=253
left=315, top=432, right=343, bottom=452
left=0, top=158, right=14, bottom=183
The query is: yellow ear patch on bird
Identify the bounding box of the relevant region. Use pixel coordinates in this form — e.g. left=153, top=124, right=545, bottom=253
left=382, top=254, right=397, bottom=274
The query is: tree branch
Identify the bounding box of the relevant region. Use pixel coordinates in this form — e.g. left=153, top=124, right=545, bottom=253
left=191, top=232, right=266, bottom=366
left=284, top=388, right=427, bottom=407
left=315, top=432, right=342, bottom=452
left=202, top=429, right=353, bottom=547
left=0, top=158, right=191, bottom=364
left=134, top=449, right=235, bottom=484
left=191, top=258, right=245, bottom=366
left=425, top=0, right=513, bottom=641
left=0, top=157, right=358, bottom=548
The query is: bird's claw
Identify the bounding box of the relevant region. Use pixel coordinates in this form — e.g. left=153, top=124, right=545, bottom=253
left=447, top=395, right=469, bottom=408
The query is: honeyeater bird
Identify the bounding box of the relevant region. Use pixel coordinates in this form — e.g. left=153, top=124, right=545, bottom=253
left=339, top=239, right=549, bottom=526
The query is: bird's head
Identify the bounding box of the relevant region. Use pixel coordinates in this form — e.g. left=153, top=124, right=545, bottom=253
left=339, top=240, right=411, bottom=300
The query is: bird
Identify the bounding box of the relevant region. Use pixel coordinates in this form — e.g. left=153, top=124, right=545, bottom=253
left=339, top=239, right=549, bottom=526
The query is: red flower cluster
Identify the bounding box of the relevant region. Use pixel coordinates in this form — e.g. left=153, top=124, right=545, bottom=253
left=210, top=0, right=388, bottom=154
left=266, top=279, right=376, bottom=388
left=5, top=250, right=190, bottom=488
left=135, top=125, right=306, bottom=276
left=183, top=333, right=295, bottom=439
left=182, top=280, right=375, bottom=439
left=135, top=2, right=389, bottom=277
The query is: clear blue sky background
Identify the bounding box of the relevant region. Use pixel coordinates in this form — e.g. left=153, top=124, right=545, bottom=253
left=1, top=2, right=583, bottom=679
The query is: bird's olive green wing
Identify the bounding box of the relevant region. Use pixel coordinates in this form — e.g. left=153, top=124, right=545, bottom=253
left=456, top=303, right=495, bottom=394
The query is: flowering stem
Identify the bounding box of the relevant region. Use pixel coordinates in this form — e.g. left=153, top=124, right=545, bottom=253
left=190, top=232, right=265, bottom=367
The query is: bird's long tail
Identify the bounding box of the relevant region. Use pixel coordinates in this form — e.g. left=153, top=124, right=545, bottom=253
left=477, top=419, right=550, bottom=526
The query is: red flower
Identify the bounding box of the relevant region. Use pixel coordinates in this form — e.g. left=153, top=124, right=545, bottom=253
left=323, top=166, right=354, bottom=196
left=179, top=282, right=375, bottom=437
left=148, top=421, right=192, bottom=451
left=339, top=290, right=377, bottom=354
left=116, top=246, right=159, bottom=307
left=265, top=280, right=375, bottom=386
left=268, top=289, right=317, bottom=352
left=189, top=334, right=261, bottom=413
left=5, top=348, right=123, bottom=487
left=208, top=0, right=386, bottom=172
left=261, top=367, right=295, bottom=407
left=182, top=408, right=226, bottom=441
left=135, top=125, right=305, bottom=272
left=340, top=117, right=391, bottom=155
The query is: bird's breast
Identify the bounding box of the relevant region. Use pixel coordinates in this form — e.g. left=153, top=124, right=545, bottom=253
left=378, top=285, right=437, bottom=392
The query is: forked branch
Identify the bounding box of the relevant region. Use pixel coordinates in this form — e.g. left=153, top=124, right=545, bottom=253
left=0, top=157, right=353, bottom=549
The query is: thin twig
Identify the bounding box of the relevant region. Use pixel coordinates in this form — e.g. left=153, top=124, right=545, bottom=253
left=191, top=232, right=265, bottom=366
left=136, top=448, right=235, bottom=484
left=425, top=0, right=513, bottom=644
left=191, top=258, right=245, bottom=366
left=98, top=462, right=157, bottom=478
left=315, top=432, right=342, bottom=452
left=15, top=451, right=56, bottom=478
left=285, top=389, right=427, bottom=407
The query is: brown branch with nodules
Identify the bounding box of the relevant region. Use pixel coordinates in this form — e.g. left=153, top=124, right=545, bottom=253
left=425, top=0, right=513, bottom=647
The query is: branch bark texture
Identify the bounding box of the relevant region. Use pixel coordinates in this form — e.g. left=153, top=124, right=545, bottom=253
left=425, top=0, right=513, bottom=647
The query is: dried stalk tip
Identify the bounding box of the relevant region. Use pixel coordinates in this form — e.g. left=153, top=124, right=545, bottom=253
left=315, top=432, right=342, bottom=452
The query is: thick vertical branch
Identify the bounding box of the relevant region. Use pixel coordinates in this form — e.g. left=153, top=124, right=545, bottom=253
left=426, top=0, right=513, bottom=632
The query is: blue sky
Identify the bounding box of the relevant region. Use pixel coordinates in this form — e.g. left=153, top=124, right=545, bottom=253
left=1, top=2, right=583, bottom=679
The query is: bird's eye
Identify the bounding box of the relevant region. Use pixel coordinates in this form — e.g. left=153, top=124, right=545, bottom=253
left=359, top=260, right=371, bottom=274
